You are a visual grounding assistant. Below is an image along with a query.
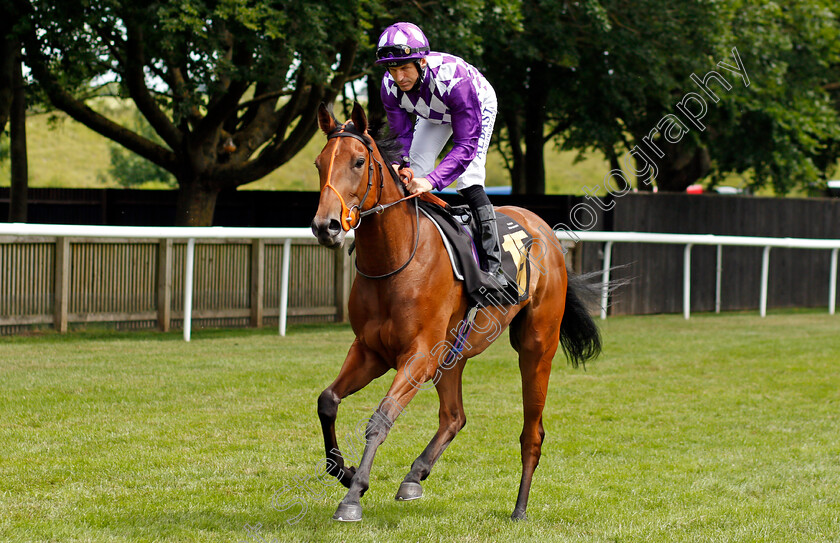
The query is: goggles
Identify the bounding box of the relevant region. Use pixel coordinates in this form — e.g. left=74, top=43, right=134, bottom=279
left=376, top=44, right=429, bottom=61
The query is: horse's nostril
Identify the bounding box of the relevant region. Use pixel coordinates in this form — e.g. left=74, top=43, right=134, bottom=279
left=328, top=219, right=342, bottom=233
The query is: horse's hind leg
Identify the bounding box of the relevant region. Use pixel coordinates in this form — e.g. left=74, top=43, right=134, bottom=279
left=395, top=359, right=467, bottom=501
left=510, top=312, right=561, bottom=521
left=318, top=339, right=388, bottom=488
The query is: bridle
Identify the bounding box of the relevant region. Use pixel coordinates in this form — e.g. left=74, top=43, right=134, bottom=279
left=323, top=122, right=423, bottom=231
left=322, top=122, right=421, bottom=279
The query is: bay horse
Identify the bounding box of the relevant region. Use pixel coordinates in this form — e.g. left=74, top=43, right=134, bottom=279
left=311, top=102, right=601, bottom=522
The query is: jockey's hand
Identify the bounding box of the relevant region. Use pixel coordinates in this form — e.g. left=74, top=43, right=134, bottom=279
left=407, top=177, right=433, bottom=195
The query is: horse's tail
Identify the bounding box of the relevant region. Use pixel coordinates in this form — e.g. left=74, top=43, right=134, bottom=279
left=559, top=271, right=604, bottom=368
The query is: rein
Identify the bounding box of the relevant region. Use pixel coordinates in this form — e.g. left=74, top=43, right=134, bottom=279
left=323, top=123, right=421, bottom=279
left=355, top=198, right=420, bottom=280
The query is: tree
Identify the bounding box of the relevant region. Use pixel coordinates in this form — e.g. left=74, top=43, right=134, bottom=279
left=8, top=52, right=28, bottom=222
left=2, top=0, right=29, bottom=221
left=478, top=0, right=597, bottom=194
left=0, top=26, right=14, bottom=134
left=701, top=0, right=840, bottom=195
left=482, top=0, right=726, bottom=194
left=564, top=0, right=729, bottom=193
left=483, top=0, right=840, bottom=194
left=13, top=0, right=839, bottom=208
left=20, top=0, right=363, bottom=225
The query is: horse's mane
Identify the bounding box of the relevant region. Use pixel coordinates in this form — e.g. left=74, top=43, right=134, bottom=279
left=336, top=112, right=410, bottom=197
left=368, top=120, right=404, bottom=167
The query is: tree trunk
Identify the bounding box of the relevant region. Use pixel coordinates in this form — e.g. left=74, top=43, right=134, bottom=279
left=501, top=107, right=526, bottom=194
left=524, top=64, right=549, bottom=194
left=609, top=149, right=632, bottom=193
left=366, top=73, right=385, bottom=131
left=651, top=142, right=711, bottom=192
left=174, top=178, right=221, bottom=226
left=9, top=53, right=27, bottom=222
left=523, top=118, right=546, bottom=194
left=0, top=19, right=16, bottom=133
left=366, top=17, right=386, bottom=131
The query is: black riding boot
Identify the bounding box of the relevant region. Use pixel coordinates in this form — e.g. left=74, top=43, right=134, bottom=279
left=459, top=185, right=509, bottom=289
left=475, top=204, right=509, bottom=288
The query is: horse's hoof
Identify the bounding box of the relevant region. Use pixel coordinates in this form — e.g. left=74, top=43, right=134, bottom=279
left=395, top=481, right=423, bottom=501
left=332, top=502, right=362, bottom=522
left=511, top=509, right=527, bottom=521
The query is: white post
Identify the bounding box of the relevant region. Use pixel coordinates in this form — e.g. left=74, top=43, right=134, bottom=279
left=760, top=246, right=771, bottom=317
left=683, top=243, right=693, bottom=320
left=279, top=238, right=292, bottom=336
left=600, top=241, right=613, bottom=320
left=183, top=238, right=196, bottom=342
left=715, top=244, right=722, bottom=314
left=829, top=247, right=838, bottom=315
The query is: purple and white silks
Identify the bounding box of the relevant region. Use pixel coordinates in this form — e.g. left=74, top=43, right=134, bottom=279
left=380, top=52, right=497, bottom=191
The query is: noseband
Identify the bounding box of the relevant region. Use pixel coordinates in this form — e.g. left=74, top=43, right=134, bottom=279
left=322, top=122, right=420, bottom=279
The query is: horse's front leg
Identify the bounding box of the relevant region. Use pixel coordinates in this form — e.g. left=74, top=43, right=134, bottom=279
left=332, top=349, right=428, bottom=522
left=318, top=339, right=388, bottom=488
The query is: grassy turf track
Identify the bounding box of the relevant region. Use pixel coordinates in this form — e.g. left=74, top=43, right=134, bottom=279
left=1, top=311, right=838, bottom=542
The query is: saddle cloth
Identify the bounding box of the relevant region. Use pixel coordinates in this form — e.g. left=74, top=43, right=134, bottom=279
left=418, top=200, right=531, bottom=306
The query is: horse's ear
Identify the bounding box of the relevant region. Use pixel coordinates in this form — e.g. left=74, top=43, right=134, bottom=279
left=351, top=101, right=368, bottom=134
left=318, top=103, right=336, bottom=134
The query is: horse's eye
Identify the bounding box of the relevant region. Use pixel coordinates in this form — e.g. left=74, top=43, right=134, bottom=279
left=354, top=158, right=365, bottom=168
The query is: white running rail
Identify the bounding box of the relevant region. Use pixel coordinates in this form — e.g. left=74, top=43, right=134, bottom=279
left=564, top=231, right=840, bottom=319
left=1, top=224, right=837, bottom=339
left=0, top=223, right=348, bottom=341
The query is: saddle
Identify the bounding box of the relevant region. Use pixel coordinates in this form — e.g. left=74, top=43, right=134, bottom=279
left=418, top=200, right=531, bottom=306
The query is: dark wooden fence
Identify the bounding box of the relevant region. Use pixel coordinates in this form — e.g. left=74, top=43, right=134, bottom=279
left=0, top=188, right=322, bottom=227
left=2, top=188, right=839, bottom=325
left=0, top=188, right=584, bottom=229
left=601, top=193, right=840, bottom=315
left=0, top=235, right=352, bottom=335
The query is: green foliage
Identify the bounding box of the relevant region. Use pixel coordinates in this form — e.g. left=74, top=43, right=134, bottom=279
left=17, top=0, right=840, bottom=200
left=102, top=141, right=176, bottom=188
left=28, top=0, right=362, bottom=120
left=22, top=0, right=373, bottom=223
left=480, top=0, right=840, bottom=194
left=705, top=0, right=840, bottom=194
left=362, top=0, right=487, bottom=60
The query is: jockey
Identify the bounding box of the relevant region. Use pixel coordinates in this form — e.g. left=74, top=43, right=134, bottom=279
left=376, top=22, right=508, bottom=288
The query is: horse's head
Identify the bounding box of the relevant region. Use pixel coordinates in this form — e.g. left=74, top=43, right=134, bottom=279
left=311, top=102, right=380, bottom=248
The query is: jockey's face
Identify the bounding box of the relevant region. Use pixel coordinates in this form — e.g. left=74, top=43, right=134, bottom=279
left=388, top=59, right=426, bottom=92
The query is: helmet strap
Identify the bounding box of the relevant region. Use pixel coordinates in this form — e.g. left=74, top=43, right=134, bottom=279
left=409, top=61, right=425, bottom=93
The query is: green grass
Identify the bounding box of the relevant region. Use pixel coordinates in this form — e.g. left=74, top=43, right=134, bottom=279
left=1, top=311, right=839, bottom=542
left=1, top=111, right=113, bottom=188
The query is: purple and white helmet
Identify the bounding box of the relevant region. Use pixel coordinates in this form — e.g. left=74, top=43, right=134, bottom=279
left=375, top=22, right=430, bottom=66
